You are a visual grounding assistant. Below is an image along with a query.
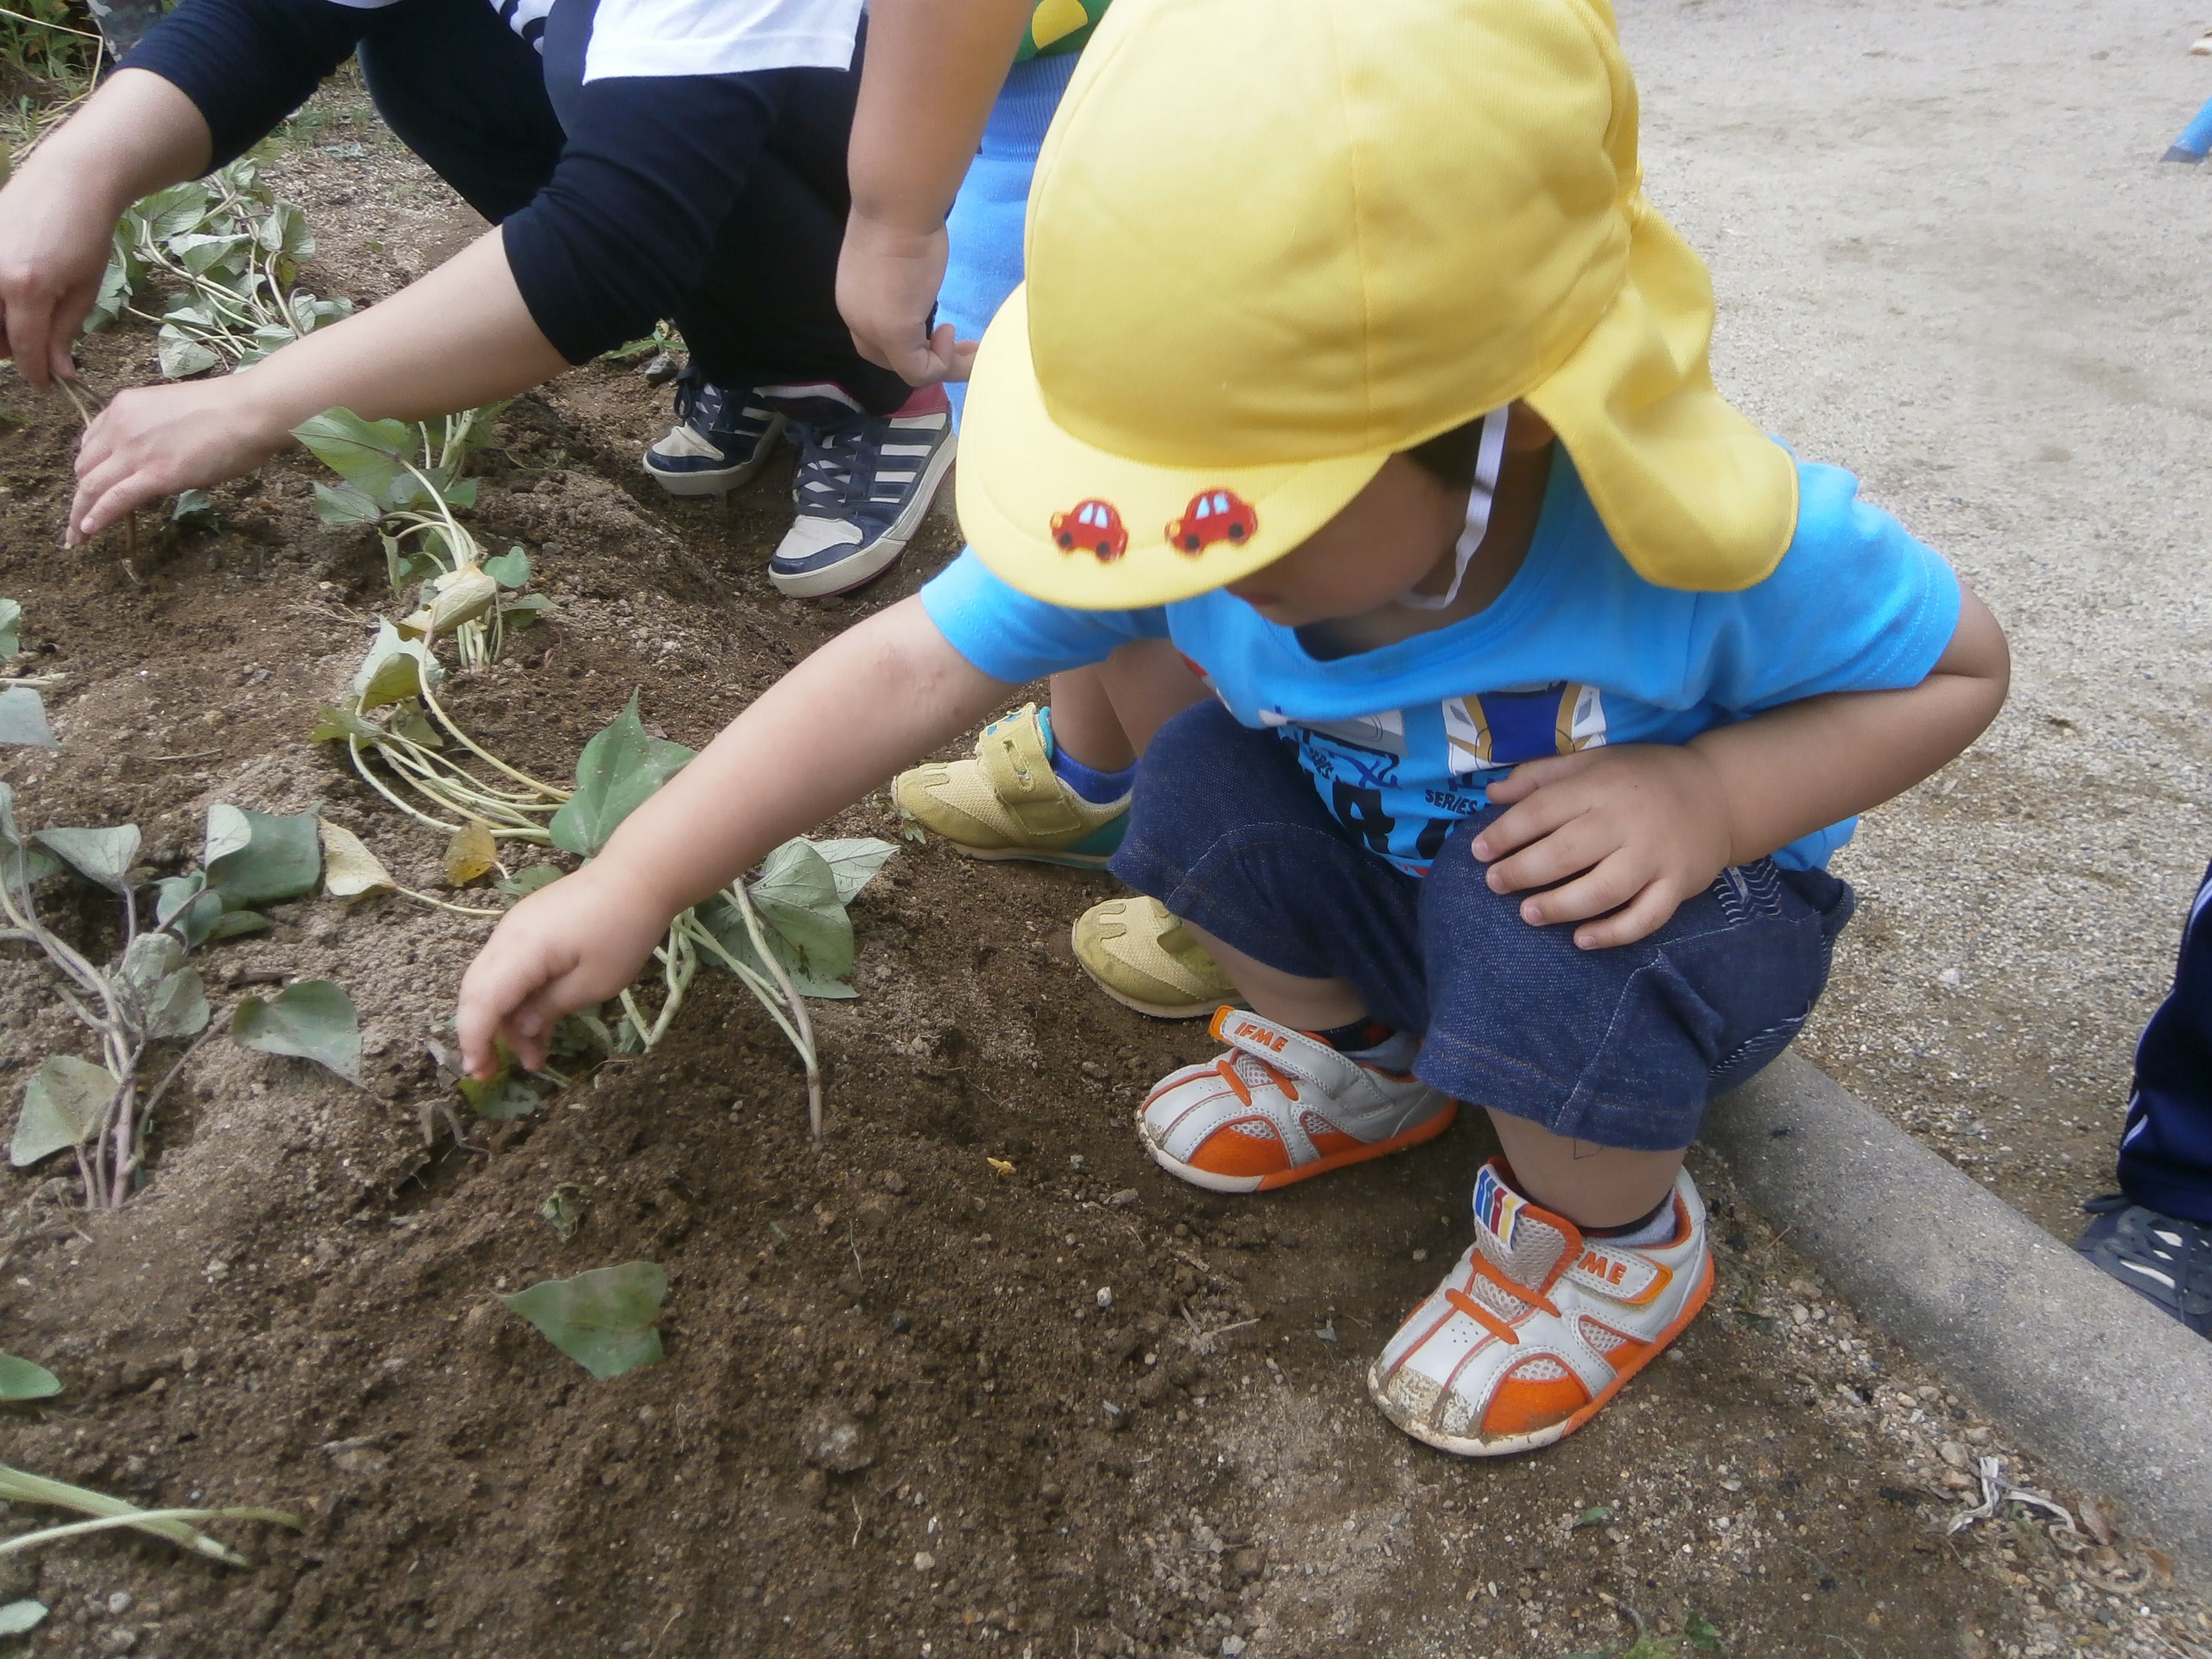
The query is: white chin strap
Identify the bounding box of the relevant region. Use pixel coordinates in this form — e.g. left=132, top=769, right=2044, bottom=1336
left=1396, top=406, right=1511, bottom=611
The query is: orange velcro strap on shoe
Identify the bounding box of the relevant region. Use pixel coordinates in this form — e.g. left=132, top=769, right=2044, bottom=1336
left=1468, top=1248, right=1558, bottom=1318
left=1444, top=1288, right=1519, bottom=1345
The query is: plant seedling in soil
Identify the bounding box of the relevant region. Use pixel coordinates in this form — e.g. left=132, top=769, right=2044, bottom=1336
left=0, top=600, right=60, bottom=703
left=1, top=788, right=362, bottom=1205
left=539, top=1183, right=584, bottom=1241
left=499, top=1261, right=665, bottom=1380
left=0, top=682, right=55, bottom=749
left=0, top=1465, right=297, bottom=1568
left=86, top=159, right=351, bottom=378
left=313, top=622, right=569, bottom=843
left=544, top=690, right=900, bottom=1135
left=293, top=405, right=543, bottom=673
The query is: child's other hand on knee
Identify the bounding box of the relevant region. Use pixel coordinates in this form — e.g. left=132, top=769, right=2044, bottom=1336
left=1472, top=745, right=1734, bottom=950
left=456, top=865, right=670, bottom=1079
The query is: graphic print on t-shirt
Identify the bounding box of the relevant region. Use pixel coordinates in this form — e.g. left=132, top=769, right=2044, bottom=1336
left=1261, top=682, right=1606, bottom=876
left=1442, top=682, right=1606, bottom=775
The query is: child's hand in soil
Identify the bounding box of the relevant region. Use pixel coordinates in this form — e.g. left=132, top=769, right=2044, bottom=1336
left=457, top=865, right=672, bottom=1077
left=1472, top=744, right=1734, bottom=950
left=69, top=377, right=294, bottom=545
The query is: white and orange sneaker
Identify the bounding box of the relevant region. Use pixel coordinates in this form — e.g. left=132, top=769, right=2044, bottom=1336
left=1137, top=1008, right=1456, bottom=1193
left=1368, top=1159, right=1713, bottom=1457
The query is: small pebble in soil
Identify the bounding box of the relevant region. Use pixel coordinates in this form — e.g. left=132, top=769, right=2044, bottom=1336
left=913, top=1552, right=935, bottom=1573
left=800, top=1405, right=874, bottom=1474
left=1096, top=1286, right=1113, bottom=1310
left=889, top=1312, right=912, bottom=1333
left=1107, top=1189, right=1140, bottom=1208
left=1412, top=1248, right=1429, bottom=1262
left=105, top=1594, right=132, bottom=1617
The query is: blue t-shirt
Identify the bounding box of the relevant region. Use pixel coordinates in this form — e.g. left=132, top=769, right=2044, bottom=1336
left=922, top=451, right=1962, bottom=875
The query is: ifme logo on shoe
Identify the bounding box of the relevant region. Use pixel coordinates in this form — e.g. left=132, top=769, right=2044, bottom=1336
left=1232, top=1018, right=1288, bottom=1053
left=1474, top=1163, right=1527, bottom=1249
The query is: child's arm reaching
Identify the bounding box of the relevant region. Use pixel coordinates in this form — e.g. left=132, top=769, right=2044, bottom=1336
left=456, top=595, right=1012, bottom=1076
left=1474, top=585, right=2010, bottom=950
left=839, top=0, right=1035, bottom=383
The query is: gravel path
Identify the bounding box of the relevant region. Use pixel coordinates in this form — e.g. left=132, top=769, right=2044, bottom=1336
left=1624, top=0, right=2212, bottom=1242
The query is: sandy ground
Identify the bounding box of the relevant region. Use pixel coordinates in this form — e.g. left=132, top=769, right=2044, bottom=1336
left=1623, top=0, right=2212, bottom=1242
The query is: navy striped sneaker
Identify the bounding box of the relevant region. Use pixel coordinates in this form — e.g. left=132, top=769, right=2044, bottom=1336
left=642, top=369, right=788, bottom=497
left=760, top=383, right=956, bottom=598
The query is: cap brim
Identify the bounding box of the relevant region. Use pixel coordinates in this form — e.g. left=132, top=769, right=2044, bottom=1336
left=956, top=286, right=1391, bottom=610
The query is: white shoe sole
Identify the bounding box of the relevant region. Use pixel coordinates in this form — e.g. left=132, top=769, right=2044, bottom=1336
left=640, top=414, right=788, bottom=498
left=768, top=428, right=957, bottom=599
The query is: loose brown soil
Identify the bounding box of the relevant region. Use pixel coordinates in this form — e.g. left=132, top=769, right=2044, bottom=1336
left=0, top=94, right=2207, bottom=1659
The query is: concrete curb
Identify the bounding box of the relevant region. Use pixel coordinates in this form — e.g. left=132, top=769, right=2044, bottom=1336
left=1707, top=1054, right=2212, bottom=1585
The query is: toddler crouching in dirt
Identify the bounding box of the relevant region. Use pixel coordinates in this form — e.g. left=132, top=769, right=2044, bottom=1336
left=457, top=0, right=2008, bottom=1456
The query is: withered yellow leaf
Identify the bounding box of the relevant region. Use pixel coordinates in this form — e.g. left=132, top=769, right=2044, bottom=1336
left=319, top=818, right=395, bottom=901
left=444, top=819, right=498, bottom=887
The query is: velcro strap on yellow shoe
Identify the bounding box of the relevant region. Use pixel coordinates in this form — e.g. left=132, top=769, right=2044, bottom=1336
left=974, top=704, right=1087, bottom=837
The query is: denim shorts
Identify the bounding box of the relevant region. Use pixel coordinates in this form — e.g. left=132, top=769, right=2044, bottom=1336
left=1109, top=703, right=1856, bottom=1152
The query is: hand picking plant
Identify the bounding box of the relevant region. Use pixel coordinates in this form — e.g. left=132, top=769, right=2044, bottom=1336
left=84, top=159, right=351, bottom=378
left=564, top=695, right=896, bottom=1134
left=1, top=789, right=362, bottom=1207
left=444, top=694, right=897, bottom=1137
left=293, top=405, right=546, bottom=673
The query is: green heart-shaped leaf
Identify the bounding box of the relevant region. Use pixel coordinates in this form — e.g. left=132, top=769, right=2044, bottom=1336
left=12, top=1056, right=116, bottom=1168
left=0, top=1352, right=60, bottom=1402
left=231, top=981, right=361, bottom=1085
left=203, top=804, right=320, bottom=908
left=499, top=1262, right=665, bottom=1380
left=0, top=686, right=56, bottom=750
left=292, top=409, right=418, bottom=502
left=31, top=825, right=140, bottom=894
left=751, top=839, right=852, bottom=981
left=808, top=837, right=899, bottom=904
left=548, top=692, right=694, bottom=857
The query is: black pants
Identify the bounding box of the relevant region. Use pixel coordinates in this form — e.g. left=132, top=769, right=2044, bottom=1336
left=353, top=0, right=908, bottom=410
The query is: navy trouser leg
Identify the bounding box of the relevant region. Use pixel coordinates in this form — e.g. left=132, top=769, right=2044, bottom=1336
left=1111, top=702, right=1851, bottom=1153
left=356, top=0, right=566, bottom=222
left=2116, top=863, right=2212, bottom=1226
left=356, top=2, right=906, bottom=411
left=666, top=52, right=912, bottom=413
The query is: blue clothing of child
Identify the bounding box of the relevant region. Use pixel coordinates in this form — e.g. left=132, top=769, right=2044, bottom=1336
left=939, top=52, right=1080, bottom=427
left=921, top=443, right=1956, bottom=1146
left=923, top=451, right=1962, bottom=875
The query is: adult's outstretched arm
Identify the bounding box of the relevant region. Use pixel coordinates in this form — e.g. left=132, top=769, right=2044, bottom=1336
left=67, top=226, right=567, bottom=544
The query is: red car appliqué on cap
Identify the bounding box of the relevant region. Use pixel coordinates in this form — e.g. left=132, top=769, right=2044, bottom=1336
left=1050, top=498, right=1130, bottom=562
left=1165, top=489, right=1257, bottom=555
